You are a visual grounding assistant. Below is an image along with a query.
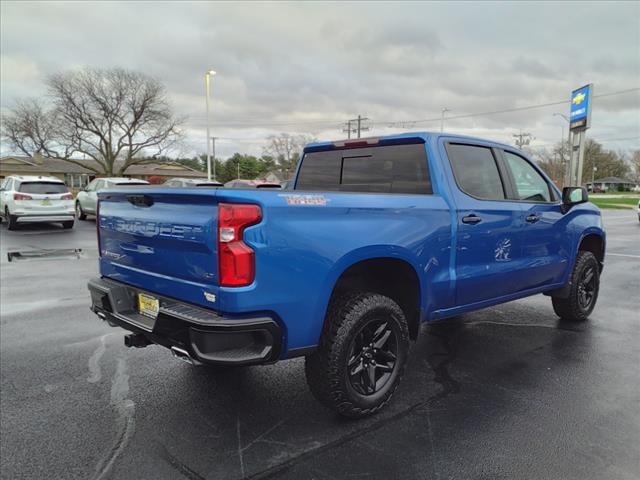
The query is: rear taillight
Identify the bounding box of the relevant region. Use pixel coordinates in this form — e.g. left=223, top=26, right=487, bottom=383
left=61, top=193, right=73, bottom=200
left=14, top=193, right=32, bottom=200
left=218, top=203, right=262, bottom=287
left=96, top=200, right=101, bottom=256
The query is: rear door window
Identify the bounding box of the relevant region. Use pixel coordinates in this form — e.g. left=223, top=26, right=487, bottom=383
left=18, top=182, right=69, bottom=194
left=295, top=143, right=431, bottom=194
left=445, top=144, right=505, bottom=200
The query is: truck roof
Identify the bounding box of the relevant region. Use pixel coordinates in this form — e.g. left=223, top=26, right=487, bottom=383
left=304, top=131, right=517, bottom=154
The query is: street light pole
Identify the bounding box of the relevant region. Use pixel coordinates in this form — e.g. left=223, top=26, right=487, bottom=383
left=553, top=113, right=571, bottom=186
left=205, top=70, right=216, bottom=181
left=440, top=108, right=450, bottom=133
left=210, top=136, right=217, bottom=181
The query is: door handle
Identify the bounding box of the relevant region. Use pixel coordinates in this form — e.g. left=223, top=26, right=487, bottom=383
left=525, top=214, right=540, bottom=223
left=462, top=214, right=482, bottom=224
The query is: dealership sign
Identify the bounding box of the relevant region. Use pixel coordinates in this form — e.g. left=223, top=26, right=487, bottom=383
left=569, top=84, right=593, bottom=131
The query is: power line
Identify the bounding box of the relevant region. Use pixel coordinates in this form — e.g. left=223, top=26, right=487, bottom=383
left=183, top=87, right=639, bottom=129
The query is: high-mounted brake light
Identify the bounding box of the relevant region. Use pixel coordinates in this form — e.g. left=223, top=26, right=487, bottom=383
left=333, top=137, right=380, bottom=149
left=14, top=193, right=32, bottom=200
left=218, top=203, right=262, bottom=287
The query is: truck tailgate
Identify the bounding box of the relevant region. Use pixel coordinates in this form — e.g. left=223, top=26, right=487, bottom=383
left=97, top=189, right=220, bottom=309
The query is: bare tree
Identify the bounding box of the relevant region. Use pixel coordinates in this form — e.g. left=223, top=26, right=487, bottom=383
left=629, top=150, right=640, bottom=183
left=262, top=133, right=315, bottom=175
left=2, top=67, right=184, bottom=175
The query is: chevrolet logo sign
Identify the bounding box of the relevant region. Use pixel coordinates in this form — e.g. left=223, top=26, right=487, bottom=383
left=572, top=92, right=586, bottom=105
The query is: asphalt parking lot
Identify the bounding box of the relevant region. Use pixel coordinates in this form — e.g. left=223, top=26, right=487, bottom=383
left=1, top=210, right=638, bottom=480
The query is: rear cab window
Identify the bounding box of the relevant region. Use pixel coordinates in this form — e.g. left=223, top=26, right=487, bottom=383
left=295, top=143, right=432, bottom=194
left=18, top=182, right=69, bottom=194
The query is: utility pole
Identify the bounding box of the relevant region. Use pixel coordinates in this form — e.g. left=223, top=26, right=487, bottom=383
left=237, top=161, right=240, bottom=180
left=512, top=131, right=533, bottom=149
left=342, top=119, right=353, bottom=139
left=343, top=115, right=370, bottom=139
left=210, top=137, right=217, bottom=180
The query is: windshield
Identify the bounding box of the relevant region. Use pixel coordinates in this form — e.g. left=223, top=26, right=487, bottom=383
left=18, top=182, right=69, bottom=194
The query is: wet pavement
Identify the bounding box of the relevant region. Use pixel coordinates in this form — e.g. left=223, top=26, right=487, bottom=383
left=1, top=210, right=638, bottom=479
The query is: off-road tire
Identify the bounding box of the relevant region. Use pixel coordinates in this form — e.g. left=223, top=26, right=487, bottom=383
left=75, top=202, right=87, bottom=220
left=305, top=292, right=410, bottom=418
left=552, top=251, right=600, bottom=321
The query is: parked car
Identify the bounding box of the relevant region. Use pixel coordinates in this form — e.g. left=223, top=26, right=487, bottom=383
left=0, top=175, right=75, bottom=230
left=88, top=132, right=605, bottom=418
left=75, top=177, right=149, bottom=220
left=164, top=177, right=223, bottom=188
left=637, top=199, right=640, bottom=222
left=224, top=179, right=281, bottom=189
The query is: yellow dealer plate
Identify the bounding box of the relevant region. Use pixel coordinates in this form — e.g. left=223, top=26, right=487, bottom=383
left=137, top=293, right=159, bottom=319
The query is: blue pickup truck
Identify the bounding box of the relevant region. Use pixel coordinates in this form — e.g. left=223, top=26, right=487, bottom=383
left=88, top=132, right=605, bottom=417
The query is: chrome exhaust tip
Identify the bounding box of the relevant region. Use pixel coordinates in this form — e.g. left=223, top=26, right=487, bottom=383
left=171, top=346, right=195, bottom=365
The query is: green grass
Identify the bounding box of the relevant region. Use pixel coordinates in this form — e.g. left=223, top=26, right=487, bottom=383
left=590, top=196, right=639, bottom=209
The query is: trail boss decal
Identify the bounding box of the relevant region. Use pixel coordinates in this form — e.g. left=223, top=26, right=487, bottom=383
left=279, top=194, right=329, bottom=206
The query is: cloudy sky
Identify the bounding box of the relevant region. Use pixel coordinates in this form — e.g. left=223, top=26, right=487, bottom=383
left=1, top=1, right=639, bottom=159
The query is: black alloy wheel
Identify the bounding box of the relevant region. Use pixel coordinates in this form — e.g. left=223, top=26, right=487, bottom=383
left=347, top=319, right=398, bottom=396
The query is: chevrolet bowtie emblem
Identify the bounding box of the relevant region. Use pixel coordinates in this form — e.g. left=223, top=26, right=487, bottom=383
left=572, top=92, right=586, bottom=105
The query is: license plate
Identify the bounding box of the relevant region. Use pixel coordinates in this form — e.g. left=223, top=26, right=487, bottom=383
left=137, top=293, right=159, bottom=318
left=41, top=199, right=51, bottom=206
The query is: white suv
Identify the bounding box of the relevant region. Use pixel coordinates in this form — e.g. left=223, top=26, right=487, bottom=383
left=75, top=177, right=149, bottom=220
left=0, top=176, right=75, bottom=230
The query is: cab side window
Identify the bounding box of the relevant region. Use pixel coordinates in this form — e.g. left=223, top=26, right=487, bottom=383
left=503, top=151, right=553, bottom=202
left=86, top=180, right=98, bottom=192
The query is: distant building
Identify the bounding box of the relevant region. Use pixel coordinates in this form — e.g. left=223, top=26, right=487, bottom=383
left=0, top=154, right=204, bottom=191
left=262, top=170, right=289, bottom=184
left=585, top=176, right=638, bottom=192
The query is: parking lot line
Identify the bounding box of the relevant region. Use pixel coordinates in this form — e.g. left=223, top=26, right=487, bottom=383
left=607, top=252, right=640, bottom=259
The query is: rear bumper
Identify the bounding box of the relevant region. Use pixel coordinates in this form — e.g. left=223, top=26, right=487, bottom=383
left=87, top=277, right=282, bottom=366
left=16, top=214, right=74, bottom=223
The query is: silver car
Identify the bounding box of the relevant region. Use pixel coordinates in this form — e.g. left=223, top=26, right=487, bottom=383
left=75, top=177, right=149, bottom=220
left=163, top=177, right=223, bottom=187
left=0, top=175, right=75, bottom=230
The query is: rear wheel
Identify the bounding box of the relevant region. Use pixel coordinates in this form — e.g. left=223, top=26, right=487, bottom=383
left=552, top=251, right=600, bottom=321
left=62, top=220, right=74, bottom=229
left=6, top=207, right=18, bottom=230
left=75, top=202, right=87, bottom=220
left=305, top=292, right=410, bottom=418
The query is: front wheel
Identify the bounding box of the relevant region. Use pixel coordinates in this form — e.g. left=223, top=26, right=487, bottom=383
left=305, top=292, right=410, bottom=418
left=552, top=251, right=600, bottom=321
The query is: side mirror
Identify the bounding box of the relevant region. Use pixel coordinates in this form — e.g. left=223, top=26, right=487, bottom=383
left=562, top=186, right=588, bottom=213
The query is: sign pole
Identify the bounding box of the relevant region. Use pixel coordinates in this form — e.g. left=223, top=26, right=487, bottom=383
left=567, top=83, right=593, bottom=186
left=576, top=130, right=587, bottom=185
